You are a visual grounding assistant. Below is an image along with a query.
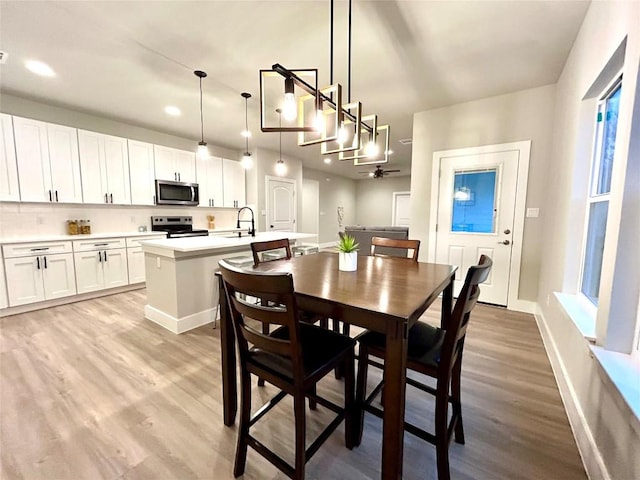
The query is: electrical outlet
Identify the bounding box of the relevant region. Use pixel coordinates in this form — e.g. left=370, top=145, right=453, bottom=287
left=37, top=216, right=44, bottom=225
left=130, top=216, right=136, bottom=223
left=156, top=257, right=161, bottom=269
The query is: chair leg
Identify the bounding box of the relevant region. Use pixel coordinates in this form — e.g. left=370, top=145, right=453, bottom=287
left=309, top=385, right=317, bottom=410
left=435, top=379, right=451, bottom=480
left=343, top=351, right=355, bottom=449
left=258, top=323, right=270, bottom=387
left=293, top=394, right=307, bottom=480
left=233, top=370, right=252, bottom=477
left=355, top=345, right=369, bottom=446
left=333, top=319, right=345, bottom=379
left=451, top=357, right=465, bottom=445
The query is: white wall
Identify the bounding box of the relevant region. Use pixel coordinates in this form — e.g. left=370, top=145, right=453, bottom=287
left=355, top=176, right=411, bottom=227
left=301, top=168, right=357, bottom=245
left=410, top=84, right=556, bottom=302
left=535, top=2, right=640, bottom=479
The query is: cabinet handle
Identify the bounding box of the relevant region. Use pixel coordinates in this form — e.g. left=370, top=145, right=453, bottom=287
left=178, top=172, right=181, bottom=181
left=94, top=243, right=108, bottom=247
left=110, top=193, right=113, bottom=204
left=55, top=190, right=58, bottom=202
left=105, top=193, right=108, bottom=203
left=30, top=247, right=49, bottom=252
left=43, top=256, right=48, bottom=269
left=48, top=190, right=52, bottom=202
left=103, top=250, right=108, bottom=262
left=174, top=172, right=177, bottom=181
left=36, top=257, right=40, bottom=270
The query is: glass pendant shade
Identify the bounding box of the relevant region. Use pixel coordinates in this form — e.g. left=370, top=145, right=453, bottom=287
left=275, top=160, right=287, bottom=176
left=194, top=70, right=208, bottom=159
left=282, top=77, right=297, bottom=121
left=197, top=141, right=209, bottom=160
left=241, top=92, right=253, bottom=169
left=241, top=152, right=253, bottom=170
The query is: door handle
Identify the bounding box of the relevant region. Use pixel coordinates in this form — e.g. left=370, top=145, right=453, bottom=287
left=498, top=240, right=511, bottom=245
left=504, top=229, right=511, bottom=234
left=270, top=225, right=274, bottom=229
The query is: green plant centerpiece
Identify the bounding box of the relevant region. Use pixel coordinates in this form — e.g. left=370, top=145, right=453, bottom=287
left=337, top=233, right=359, bottom=271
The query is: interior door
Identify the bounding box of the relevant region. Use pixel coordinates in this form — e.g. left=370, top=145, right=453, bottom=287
left=392, top=192, right=411, bottom=227
left=266, top=177, right=296, bottom=232
left=435, top=150, right=519, bottom=305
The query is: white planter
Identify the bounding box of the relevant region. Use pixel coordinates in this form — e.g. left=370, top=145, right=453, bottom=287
left=338, top=251, right=358, bottom=271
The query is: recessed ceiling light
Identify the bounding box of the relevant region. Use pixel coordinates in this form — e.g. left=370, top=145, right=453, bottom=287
left=25, top=60, right=55, bottom=77
left=387, top=149, right=394, bottom=155
left=324, top=158, right=332, bottom=164
left=164, top=106, right=182, bottom=116
left=398, top=138, right=412, bottom=145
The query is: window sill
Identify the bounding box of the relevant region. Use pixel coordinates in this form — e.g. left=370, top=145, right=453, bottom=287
left=555, top=292, right=596, bottom=342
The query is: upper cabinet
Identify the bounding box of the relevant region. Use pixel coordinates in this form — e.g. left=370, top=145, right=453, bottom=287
left=222, top=158, right=246, bottom=208
left=128, top=140, right=156, bottom=206
left=0, top=114, right=20, bottom=202
left=197, top=155, right=224, bottom=207
left=78, top=130, right=131, bottom=205
left=13, top=116, right=82, bottom=203
left=153, top=145, right=196, bottom=183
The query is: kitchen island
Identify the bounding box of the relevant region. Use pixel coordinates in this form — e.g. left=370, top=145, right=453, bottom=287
left=140, top=232, right=316, bottom=333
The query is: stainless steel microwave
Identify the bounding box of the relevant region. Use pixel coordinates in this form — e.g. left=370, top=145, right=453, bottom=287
left=155, top=179, right=199, bottom=206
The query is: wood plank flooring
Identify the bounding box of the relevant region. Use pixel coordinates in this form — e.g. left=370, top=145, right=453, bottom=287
left=0, top=290, right=586, bottom=479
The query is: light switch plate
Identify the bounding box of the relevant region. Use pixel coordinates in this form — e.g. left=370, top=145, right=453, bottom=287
left=526, top=208, right=540, bottom=218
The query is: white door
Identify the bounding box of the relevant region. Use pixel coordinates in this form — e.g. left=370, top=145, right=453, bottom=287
left=434, top=145, right=526, bottom=306
left=392, top=192, right=411, bottom=227
left=0, top=114, right=20, bottom=202
left=42, top=253, right=77, bottom=300
left=128, top=140, right=155, bottom=205
left=266, top=176, right=296, bottom=232
left=301, top=179, right=319, bottom=243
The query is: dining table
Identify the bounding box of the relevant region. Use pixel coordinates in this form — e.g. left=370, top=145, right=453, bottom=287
left=218, top=251, right=457, bottom=480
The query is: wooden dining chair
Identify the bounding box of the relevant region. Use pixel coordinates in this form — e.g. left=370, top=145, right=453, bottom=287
left=219, top=260, right=356, bottom=480
left=250, top=238, right=292, bottom=266
left=355, top=255, right=493, bottom=480
left=370, top=236, right=421, bottom=261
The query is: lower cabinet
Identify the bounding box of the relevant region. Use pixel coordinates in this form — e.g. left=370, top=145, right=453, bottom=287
left=74, top=248, right=129, bottom=294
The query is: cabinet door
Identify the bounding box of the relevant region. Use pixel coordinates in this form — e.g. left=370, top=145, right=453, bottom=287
left=102, top=134, right=131, bottom=204
left=0, top=257, right=7, bottom=309
left=222, top=158, right=246, bottom=208
left=74, top=251, right=104, bottom=294
left=0, top=114, right=20, bottom=201
left=197, top=155, right=224, bottom=207
left=13, top=116, right=52, bottom=202
left=175, top=149, right=196, bottom=183
left=42, top=253, right=77, bottom=300
left=47, top=123, right=82, bottom=203
left=127, top=247, right=146, bottom=283
left=103, top=248, right=129, bottom=288
left=5, top=256, right=45, bottom=306
left=128, top=140, right=155, bottom=205
left=78, top=129, right=108, bottom=204
left=153, top=145, right=176, bottom=181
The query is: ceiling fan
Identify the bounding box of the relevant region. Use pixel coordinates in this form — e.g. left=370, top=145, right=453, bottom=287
left=359, top=165, right=401, bottom=179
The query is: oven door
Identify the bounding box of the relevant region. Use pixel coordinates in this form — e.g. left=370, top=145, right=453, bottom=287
left=155, top=180, right=199, bottom=206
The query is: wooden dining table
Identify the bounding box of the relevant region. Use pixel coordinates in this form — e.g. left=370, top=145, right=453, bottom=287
left=218, top=251, right=457, bottom=480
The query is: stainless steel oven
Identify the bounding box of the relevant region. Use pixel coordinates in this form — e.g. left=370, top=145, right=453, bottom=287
left=155, top=179, right=199, bottom=206
left=151, top=216, right=209, bottom=238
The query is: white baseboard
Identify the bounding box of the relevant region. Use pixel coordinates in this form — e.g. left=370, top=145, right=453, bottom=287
left=534, top=308, right=610, bottom=480
left=508, top=299, right=536, bottom=313
left=144, top=304, right=215, bottom=334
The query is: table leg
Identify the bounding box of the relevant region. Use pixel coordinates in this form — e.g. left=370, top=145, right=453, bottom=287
left=382, top=323, right=408, bottom=480
left=218, top=273, right=237, bottom=426
left=441, top=274, right=454, bottom=330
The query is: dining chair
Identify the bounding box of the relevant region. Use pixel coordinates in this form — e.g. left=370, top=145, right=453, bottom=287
left=355, top=255, right=493, bottom=480
left=219, top=260, right=356, bottom=480
left=370, top=236, right=421, bottom=261
left=250, top=238, right=292, bottom=266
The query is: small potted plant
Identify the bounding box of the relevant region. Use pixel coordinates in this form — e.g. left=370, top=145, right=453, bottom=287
left=337, top=233, right=359, bottom=271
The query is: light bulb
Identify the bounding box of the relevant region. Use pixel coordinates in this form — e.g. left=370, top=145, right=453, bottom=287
left=314, top=109, right=325, bottom=133
left=365, top=141, right=379, bottom=157
left=241, top=130, right=251, bottom=138
left=283, top=93, right=296, bottom=121
left=197, top=142, right=209, bottom=160
left=275, top=161, right=287, bottom=176
left=241, top=152, right=253, bottom=169
left=337, top=124, right=348, bottom=145
left=368, top=172, right=375, bottom=177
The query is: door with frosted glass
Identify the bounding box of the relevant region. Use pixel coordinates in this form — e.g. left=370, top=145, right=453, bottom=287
left=435, top=150, right=519, bottom=305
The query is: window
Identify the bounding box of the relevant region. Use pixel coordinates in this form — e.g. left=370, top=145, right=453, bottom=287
left=580, top=77, right=622, bottom=306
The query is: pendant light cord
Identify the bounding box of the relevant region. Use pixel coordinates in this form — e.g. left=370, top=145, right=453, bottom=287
left=348, top=0, right=352, bottom=103
left=199, top=77, right=204, bottom=142
left=279, top=112, right=282, bottom=161
left=330, top=0, right=334, bottom=87
left=245, top=97, right=249, bottom=153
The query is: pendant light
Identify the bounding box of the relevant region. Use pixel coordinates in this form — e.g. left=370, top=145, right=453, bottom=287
left=194, top=70, right=209, bottom=160
left=241, top=92, right=253, bottom=169
left=275, top=108, right=287, bottom=176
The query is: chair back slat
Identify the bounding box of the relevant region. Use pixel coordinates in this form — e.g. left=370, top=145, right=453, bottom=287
left=370, top=236, right=421, bottom=261
left=251, top=238, right=292, bottom=266
left=439, top=255, right=492, bottom=376
left=219, top=259, right=305, bottom=379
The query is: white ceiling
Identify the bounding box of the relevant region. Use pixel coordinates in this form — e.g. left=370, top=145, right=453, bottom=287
left=0, top=1, right=589, bottom=179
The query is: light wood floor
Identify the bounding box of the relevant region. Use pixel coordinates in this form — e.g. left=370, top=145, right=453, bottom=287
left=0, top=290, right=586, bottom=480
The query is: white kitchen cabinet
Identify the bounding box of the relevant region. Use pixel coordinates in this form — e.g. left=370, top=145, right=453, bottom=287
left=0, top=253, right=8, bottom=309
left=128, top=139, right=156, bottom=205
left=3, top=239, right=76, bottom=307
left=197, top=155, right=224, bottom=207
left=73, top=238, right=128, bottom=294
left=78, top=130, right=131, bottom=205
left=13, top=116, right=82, bottom=203
left=125, top=236, right=158, bottom=284
left=153, top=145, right=196, bottom=183
left=0, top=114, right=20, bottom=202
left=222, top=158, right=246, bottom=208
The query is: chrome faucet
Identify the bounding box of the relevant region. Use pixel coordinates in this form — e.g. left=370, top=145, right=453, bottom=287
left=236, top=206, right=256, bottom=237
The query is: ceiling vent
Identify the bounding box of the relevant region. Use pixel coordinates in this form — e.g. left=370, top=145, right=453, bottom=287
left=0, top=51, right=7, bottom=64
left=398, top=138, right=413, bottom=145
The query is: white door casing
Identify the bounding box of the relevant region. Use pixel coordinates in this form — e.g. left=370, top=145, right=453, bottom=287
left=429, top=141, right=530, bottom=308
left=266, top=176, right=296, bottom=232
left=392, top=191, right=411, bottom=227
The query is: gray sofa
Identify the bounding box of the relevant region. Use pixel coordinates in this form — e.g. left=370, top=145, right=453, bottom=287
left=343, top=226, right=409, bottom=257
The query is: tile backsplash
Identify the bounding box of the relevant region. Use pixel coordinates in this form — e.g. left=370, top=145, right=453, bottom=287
left=0, top=203, right=240, bottom=239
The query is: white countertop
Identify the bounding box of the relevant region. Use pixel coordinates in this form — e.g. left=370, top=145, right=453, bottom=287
left=141, top=231, right=316, bottom=254
left=0, top=230, right=167, bottom=245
